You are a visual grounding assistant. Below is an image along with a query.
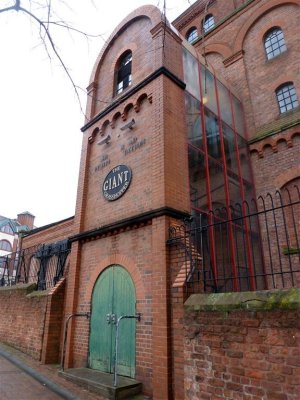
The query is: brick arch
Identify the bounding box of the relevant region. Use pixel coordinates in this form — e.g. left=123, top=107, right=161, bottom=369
left=202, top=43, right=232, bottom=59
left=291, top=131, right=300, bottom=142
left=89, top=5, right=162, bottom=86
left=233, top=0, right=300, bottom=54
left=274, top=166, right=300, bottom=189
left=122, top=103, right=134, bottom=121
left=86, top=254, right=145, bottom=303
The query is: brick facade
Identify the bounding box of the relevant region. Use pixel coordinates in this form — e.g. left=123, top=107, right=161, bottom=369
left=184, top=307, right=300, bottom=400
left=4, top=2, right=299, bottom=399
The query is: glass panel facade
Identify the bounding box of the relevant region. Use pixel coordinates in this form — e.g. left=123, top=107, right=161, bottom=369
left=183, top=48, right=200, bottom=100
left=208, top=159, right=226, bottom=209
left=185, top=93, right=203, bottom=150
left=182, top=48, right=259, bottom=291
left=232, top=96, right=245, bottom=137
left=205, top=108, right=221, bottom=161
left=217, top=80, right=233, bottom=127
left=188, top=147, right=208, bottom=211
left=200, top=65, right=218, bottom=115
left=222, top=123, right=239, bottom=175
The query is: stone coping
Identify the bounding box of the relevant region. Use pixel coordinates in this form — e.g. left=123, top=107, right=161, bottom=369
left=185, top=288, right=300, bottom=312
left=0, top=283, right=51, bottom=297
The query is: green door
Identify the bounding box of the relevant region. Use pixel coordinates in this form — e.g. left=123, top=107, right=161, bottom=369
left=89, top=265, right=136, bottom=378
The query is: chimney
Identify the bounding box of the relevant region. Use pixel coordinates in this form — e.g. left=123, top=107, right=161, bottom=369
left=17, top=211, right=35, bottom=230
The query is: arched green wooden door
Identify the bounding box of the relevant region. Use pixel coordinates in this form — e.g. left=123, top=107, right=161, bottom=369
left=89, top=265, right=136, bottom=378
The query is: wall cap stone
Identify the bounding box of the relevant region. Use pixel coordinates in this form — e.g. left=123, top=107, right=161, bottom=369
left=0, top=283, right=36, bottom=294
left=184, top=288, right=300, bottom=312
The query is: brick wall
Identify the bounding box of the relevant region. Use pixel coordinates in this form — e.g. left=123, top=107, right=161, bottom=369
left=22, top=217, right=74, bottom=248
left=184, top=307, right=300, bottom=400
left=250, top=130, right=300, bottom=195
left=0, top=281, right=65, bottom=363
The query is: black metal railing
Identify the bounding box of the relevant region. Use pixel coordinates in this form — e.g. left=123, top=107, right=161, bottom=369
left=0, top=240, right=70, bottom=290
left=168, top=186, right=300, bottom=294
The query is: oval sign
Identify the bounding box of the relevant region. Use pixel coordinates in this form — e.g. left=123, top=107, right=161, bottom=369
left=102, top=165, right=132, bottom=201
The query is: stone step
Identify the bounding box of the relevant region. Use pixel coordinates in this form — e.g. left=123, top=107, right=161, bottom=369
left=59, top=368, right=142, bottom=399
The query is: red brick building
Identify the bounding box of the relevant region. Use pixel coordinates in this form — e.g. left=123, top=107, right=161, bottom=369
left=1, top=2, right=299, bottom=399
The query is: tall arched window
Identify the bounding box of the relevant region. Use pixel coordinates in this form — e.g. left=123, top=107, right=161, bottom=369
left=264, top=27, right=287, bottom=60
left=0, top=240, right=12, bottom=252
left=186, top=27, right=198, bottom=43
left=276, top=83, right=299, bottom=113
left=115, top=51, right=132, bottom=95
left=203, top=14, right=215, bottom=33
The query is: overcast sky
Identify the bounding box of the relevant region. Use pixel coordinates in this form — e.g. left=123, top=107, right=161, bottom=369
left=0, top=0, right=193, bottom=227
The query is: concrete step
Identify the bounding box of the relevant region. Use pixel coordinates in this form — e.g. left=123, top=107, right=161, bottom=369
left=59, top=368, right=142, bottom=399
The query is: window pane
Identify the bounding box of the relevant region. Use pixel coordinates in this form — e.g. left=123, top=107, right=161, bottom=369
left=187, top=28, right=198, bottom=43
left=201, top=66, right=218, bottom=115
left=232, top=96, right=245, bottom=137
left=276, top=83, right=299, bottom=113
left=183, top=48, right=200, bottom=100
left=186, top=93, right=203, bottom=150
left=208, top=158, right=226, bottom=209
left=237, top=135, right=252, bottom=182
left=188, top=146, right=208, bottom=210
left=217, top=80, right=233, bottom=127
left=222, top=123, right=239, bottom=175
left=205, top=107, right=222, bottom=162
left=228, top=174, right=242, bottom=207
left=265, top=28, right=287, bottom=60
left=203, top=15, right=215, bottom=32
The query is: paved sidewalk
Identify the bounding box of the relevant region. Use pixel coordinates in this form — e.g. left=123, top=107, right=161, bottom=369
left=0, top=355, right=62, bottom=400
left=0, top=343, right=105, bottom=400
left=0, top=343, right=149, bottom=400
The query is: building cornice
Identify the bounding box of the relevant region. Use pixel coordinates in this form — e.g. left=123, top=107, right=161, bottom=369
left=69, top=207, right=190, bottom=243
left=81, top=66, right=186, bottom=132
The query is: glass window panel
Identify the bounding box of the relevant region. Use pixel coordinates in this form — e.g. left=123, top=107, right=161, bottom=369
left=183, top=48, right=200, bottom=100
left=186, top=27, right=198, bottom=43
left=243, top=179, right=254, bottom=205
left=217, top=80, right=233, bottom=127
left=276, top=83, right=299, bottom=113
left=222, top=123, right=239, bottom=175
left=237, top=135, right=252, bottom=182
left=208, top=158, right=226, bottom=210
left=200, top=65, right=218, bottom=115
left=228, top=175, right=242, bottom=208
left=264, top=28, right=287, bottom=60
left=185, top=93, right=203, bottom=150
left=232, top=96, right=245, bottom=137
left=188, top=146, right=208, bottom=211
left=205, top=107, right=222, bottom=162
left=203, top=15, right=215, bottom=32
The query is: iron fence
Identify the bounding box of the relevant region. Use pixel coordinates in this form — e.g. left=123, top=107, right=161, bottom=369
left=0, top=240, right=70, bottom=290
left=168, top=186, right=300, bottom=294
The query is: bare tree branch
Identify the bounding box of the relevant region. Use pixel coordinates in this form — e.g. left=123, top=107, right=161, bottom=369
left=0, top=0, right=108, bottom=116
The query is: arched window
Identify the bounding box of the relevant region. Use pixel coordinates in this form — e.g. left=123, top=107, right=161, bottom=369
left=0, top=224, right=13, bottom=234
left=264, top=28, right=287, bottom=60
left=276, top=83, right=299, bottom=113
left=115, top=51, right=132, bottom=96
left=0, top=240, right=12, bottom=252
left=186, top=27, right=198, bottom=43
left=203, top=14, right=215, bottom=33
